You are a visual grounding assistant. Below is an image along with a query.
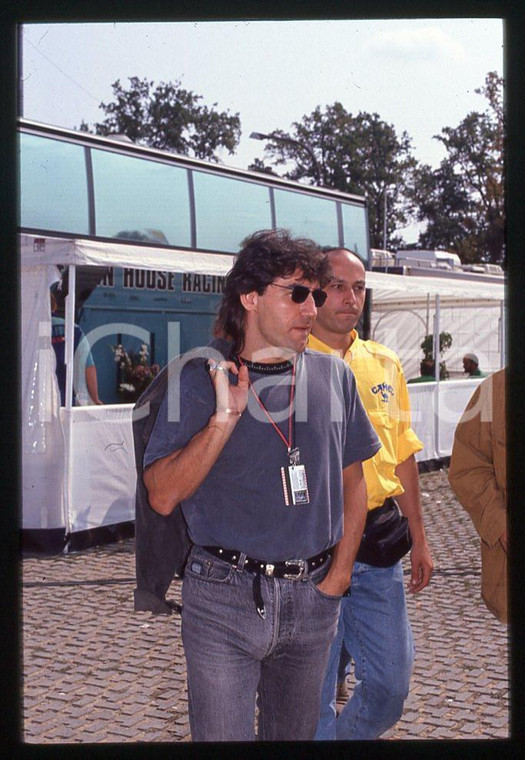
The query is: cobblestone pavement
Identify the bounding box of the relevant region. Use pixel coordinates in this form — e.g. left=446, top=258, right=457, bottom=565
left=21, top=469, right=509, bottom=743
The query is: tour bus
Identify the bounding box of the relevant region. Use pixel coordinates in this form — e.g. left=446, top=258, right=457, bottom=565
left=19, top=119, right=371, bottom=403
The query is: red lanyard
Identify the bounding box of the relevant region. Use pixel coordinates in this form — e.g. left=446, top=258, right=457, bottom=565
left=239, top=356, right=296, bottom=452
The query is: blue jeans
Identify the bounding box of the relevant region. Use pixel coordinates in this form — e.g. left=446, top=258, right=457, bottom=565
left=181, top=545, right=342, bottom=741
left=315, top=560, right=414, bottom=740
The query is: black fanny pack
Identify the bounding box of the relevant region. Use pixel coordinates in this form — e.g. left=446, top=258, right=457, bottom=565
left=355, top=498, right=412, bottom=567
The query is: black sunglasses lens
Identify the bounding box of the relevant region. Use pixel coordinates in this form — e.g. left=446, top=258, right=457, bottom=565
left=290, top=286, right=327, bottom=307
left=313, top=290, right=327, bottom=307
left=290, top=285, right=310, bottom=303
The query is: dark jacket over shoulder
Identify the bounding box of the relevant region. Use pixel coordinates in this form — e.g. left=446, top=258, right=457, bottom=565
left=132, top=360, right=191, bottom=614
left=132, top=341, right=230, bottom=613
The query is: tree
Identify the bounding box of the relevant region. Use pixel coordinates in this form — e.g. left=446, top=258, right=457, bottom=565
left=246, top=157, right=278, bottom=176
left=80, top=76, right=241, bottom=162
left=420, top=332, right=453, bottom=380
left=412, top=72, right=504, bottom=265
left=411, top=160, right=478, bottom=261
left=252, top=104, right=418, bottom=250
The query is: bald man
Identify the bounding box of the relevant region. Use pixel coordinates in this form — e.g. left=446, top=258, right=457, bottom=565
left=309, top=247, right=433, bottom=740
left=463, top=353, right=486, bottom=378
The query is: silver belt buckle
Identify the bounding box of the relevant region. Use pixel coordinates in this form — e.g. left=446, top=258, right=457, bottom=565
left=284, top=558, right=308, bottom=579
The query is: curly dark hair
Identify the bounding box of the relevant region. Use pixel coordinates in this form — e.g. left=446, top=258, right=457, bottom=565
left=214, top=229, right=330, bottom=356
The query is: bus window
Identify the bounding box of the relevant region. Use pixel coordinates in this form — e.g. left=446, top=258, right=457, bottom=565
left=91, top=149, right=192, bottom=246
left=341, top=203, right=369, bottom=261
left=273, top=188, right=340, bottom=248
left=20, top=132, right=90, bottom=234
left=193, top=171, right=272, bottom=251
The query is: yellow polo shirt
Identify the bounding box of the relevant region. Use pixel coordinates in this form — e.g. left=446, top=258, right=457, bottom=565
left=308, top=331, right=423, bottom=510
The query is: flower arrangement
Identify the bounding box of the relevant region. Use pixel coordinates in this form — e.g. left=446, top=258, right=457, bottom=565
left=111, top=343, right=160, bottom=400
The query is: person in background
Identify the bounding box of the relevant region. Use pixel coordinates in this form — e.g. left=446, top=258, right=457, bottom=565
left=308, top=247, right=433, bottom=741
left=141, top=229, right=380, bottom=741
left=463, top=353, right=486, bottom=378
left=50, top=291, right=103, bottom=406
left=448, top=369, right=507, bottom=623
left=407, top=358, right=437, bottom=384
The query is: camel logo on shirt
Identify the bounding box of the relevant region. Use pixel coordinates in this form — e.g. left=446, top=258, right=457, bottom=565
left=371, top=383, right=394, bottom=404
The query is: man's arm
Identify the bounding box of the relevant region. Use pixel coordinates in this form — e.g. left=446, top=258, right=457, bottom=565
left=85, top=365, right=103, bottom=405
left=395, top=454, right=433, bottom=593
left=144, top=361, right=249, bottom=515
left=316, top=460, right=368, bottom=596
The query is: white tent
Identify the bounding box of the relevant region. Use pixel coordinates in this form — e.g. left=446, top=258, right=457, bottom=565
left=365, top=271, right=505, bottom=381
left=364, top=272, right=505, bottom=464
left=20, top=234, right=505, bottom=548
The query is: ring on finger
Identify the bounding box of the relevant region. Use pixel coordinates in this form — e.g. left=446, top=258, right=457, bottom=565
left=208, top=360, right=228, bottom=373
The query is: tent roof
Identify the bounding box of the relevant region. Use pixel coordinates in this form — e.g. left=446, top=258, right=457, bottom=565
left=365, top=270, right=504, bottom=301
left=20, top=234, right=234, bottom=277
left=20, top=234, right=505, bottom=302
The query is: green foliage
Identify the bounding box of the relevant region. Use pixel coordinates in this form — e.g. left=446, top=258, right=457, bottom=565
left=410, top=161, right=476, bottom=259
left=257, top=104, right=417, bottom=249
left=411, top=72, right=504, bottom=265
left=420, top=332, right=453, bottom=359
left=81, top=76, right=241, bottom=162
left=247, top=157, right=278, bottom=176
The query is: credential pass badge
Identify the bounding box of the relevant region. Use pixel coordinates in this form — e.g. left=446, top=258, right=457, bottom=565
left=281, top=447, right=310, bottom=505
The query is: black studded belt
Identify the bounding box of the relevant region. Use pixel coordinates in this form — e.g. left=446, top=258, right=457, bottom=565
left=202, top=546, right=332, bottom=619
left=202, top=546, right=331, bottom=579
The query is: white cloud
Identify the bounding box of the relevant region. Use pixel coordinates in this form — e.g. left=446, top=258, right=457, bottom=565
left=364, top=26, right=466, bottom=63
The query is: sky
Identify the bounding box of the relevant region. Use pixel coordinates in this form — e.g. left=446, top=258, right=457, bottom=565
left=20, top=18, right=504, bottom=243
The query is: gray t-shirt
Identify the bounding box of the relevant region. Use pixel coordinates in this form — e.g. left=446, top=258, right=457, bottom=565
left=144, top=342, right=380, bottom=561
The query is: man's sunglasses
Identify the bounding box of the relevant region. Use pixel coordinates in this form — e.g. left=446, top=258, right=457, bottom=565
left=270, top=283, right=327, bottom=307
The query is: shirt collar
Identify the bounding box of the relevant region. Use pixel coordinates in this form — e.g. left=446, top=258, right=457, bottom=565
left=308, top=329, right=360, bottom=361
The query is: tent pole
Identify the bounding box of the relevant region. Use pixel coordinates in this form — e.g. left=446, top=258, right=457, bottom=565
left=433, top=295, right=441, bottom=458
left=64, top=265, right=76, bottom=410
left=63, top=265, right=76, bottom=540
